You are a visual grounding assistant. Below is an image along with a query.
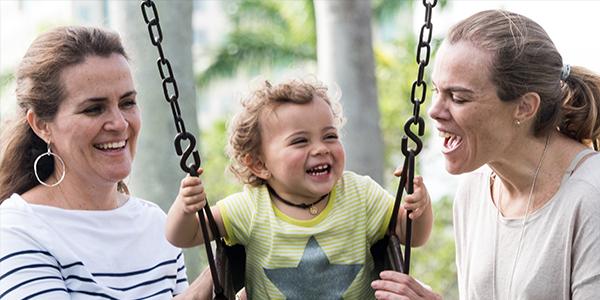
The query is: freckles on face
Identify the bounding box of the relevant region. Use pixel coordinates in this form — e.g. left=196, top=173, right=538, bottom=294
left=50, top=54, right=139, bottom=184
left=430, top=41, right=515, bottom=174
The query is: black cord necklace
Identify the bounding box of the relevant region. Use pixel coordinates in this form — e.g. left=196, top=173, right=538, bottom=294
left=266, top=185, right=329, bottom=215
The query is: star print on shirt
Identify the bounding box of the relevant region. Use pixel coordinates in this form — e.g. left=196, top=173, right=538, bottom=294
left=263, top=236, right=363, bottom=299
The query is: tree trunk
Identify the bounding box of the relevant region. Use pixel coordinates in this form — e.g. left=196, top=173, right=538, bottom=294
left=110, top=0, right=203, bottom=280
left=110, top=0, right=199, bottom=210
left=314, top=0, right=384, bottom=183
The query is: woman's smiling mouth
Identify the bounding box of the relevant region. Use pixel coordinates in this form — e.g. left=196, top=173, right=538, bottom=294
left=439, top=131, right=463, bottom=154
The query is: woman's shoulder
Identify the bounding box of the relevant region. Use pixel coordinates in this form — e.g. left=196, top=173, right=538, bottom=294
left=0, top=194, right=53, bottom=256
left=130, top=196, right=164, bottom=211
left=560, top=152, right=600, bottom=206
left=568, top=150, right=600, bottom=184
left=0, top=194, right=37, bottom=222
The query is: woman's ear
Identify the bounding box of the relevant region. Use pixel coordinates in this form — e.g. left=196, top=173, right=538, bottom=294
left=513, top=92, right=541, bottom=124
left=26, top=110, right=51, bottom=143
left=243, top=153, right=271, bottom=180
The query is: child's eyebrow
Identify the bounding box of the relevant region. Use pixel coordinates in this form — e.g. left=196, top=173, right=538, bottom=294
left=322, top=126, right=337, bottom=132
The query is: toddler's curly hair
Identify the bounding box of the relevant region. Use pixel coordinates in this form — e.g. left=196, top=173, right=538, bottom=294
left=227, top=78, right=345, bottom=186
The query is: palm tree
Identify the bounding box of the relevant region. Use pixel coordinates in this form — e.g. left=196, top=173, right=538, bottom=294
left=110, top=0, right=203, bottom=279
left=314, top=0, right=384, bottom=183
left=196, top=0, right=316, bottom=86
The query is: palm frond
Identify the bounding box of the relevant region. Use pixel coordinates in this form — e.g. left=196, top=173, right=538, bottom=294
left=197, top=30, right=315, bottom=86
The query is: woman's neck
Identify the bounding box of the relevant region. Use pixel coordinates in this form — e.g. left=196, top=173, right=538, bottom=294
left=489, top=131, right=586, bottom=216
left=25, top=175, right=123, bottom=210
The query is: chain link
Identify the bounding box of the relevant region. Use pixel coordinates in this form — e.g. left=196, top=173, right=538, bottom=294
left=140, top=0, right=201, bottom=176
left=396, top=0, right=437, bottom=275
left=403, top=0, right=437, bottom=156
left=140, top=1, right=230, bottom=296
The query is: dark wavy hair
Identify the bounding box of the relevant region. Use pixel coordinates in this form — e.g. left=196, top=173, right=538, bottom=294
left=0, top=26, right=128, bottom=202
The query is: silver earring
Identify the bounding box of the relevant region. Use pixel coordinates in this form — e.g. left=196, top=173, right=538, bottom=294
left=34, top=142, right=66, bottom=187
left=515, top=119, right=522, bottom=126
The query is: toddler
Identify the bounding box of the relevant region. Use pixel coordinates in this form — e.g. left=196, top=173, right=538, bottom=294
left=166, top=78, right=433, bottom=299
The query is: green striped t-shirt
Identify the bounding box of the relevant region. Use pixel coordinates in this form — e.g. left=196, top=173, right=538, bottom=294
left=217, top=171, right=394, bottom=299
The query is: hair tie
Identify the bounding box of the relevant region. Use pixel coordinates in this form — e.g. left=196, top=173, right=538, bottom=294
left=560, top=64, right=571, bottom=81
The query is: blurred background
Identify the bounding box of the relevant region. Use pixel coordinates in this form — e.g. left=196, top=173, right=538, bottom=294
left=2, top=1, right=599, bottom=298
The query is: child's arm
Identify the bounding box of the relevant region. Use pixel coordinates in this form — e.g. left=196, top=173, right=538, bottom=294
left=165, top=168, right=226, bottom=248
left=393, top=170, right=433, bottom=247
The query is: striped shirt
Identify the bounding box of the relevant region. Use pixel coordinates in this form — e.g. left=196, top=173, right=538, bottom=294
left=0, top=194, right=188, bottom=299
left=218, top=171, right=394, bottom=299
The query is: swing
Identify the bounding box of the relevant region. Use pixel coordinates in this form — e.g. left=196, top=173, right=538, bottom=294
left=140, top=0, right=437, bottom=298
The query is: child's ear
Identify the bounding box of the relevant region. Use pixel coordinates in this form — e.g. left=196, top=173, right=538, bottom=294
left=26, top=110, right=51, bottom=143
left=243, top=153, right=271, bottom=180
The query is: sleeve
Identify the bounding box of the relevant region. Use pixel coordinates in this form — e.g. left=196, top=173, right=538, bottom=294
left=217, top=189, right=257, bottom=246
left=361, top=174, right=395, bottom=245
left=172, top=251, right=189, bottom=296
left=0, top=210, right=69, bottom=300
left=571, top=187, right=600, bottom=299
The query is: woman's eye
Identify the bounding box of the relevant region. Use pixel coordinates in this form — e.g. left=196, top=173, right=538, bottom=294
left=121, top=99, right=137, bottom=109
left=450, top=93, right=467, bottom=104
left=82, top=105, right=103, bottom=115
left=452, top=97, right=466, bottom=104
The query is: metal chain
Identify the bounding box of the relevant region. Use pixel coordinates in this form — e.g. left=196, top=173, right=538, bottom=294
left=140, top=1, right=228, bottom=298
left=140, top=0, right=201, bottom=176
left=397, top=0, right=437, bottom=275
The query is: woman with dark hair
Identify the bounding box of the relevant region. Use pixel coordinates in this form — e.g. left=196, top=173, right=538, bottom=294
left=371, top=9, right=600, bottom=300
left=0, top=26, right=206, bottom=299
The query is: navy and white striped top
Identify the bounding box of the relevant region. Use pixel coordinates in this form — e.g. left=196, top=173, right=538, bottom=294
left=0, top=194, right=188, bottom=299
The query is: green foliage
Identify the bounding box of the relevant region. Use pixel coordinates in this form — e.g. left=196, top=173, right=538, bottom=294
left=0, top=70, right=14, bottom=96
left=411, top=195, right=458, bottom=299
left=376, top=34, right=420, bottom=188
left=372, top=0, right=413, bottom=23
left=200, top=119, right=242, bottom=202
left=197, top=0, right=316, bottom=86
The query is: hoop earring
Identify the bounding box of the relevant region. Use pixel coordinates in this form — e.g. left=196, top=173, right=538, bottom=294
left=34, top=143, right=66, bottom=187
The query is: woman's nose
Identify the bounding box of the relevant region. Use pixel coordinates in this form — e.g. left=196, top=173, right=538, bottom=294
left=104, top=109, right=128, bottom=131
left=427, top=96, right=446, bottom=121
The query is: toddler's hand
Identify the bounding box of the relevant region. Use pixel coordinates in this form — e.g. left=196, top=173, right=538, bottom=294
left=402, top=176, right=431, bottom=220
left=176, top=168, right=207, bottom=215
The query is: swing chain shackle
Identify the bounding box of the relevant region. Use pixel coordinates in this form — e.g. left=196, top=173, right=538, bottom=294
left=140, top=0, right=201, bottom=175
left=397, top=0, right=437, bottom=275
left=403, top=0, right=437, bottom=157
left=140, top=1, right=231, bottom=297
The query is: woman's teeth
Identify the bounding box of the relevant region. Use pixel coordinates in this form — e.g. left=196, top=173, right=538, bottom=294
left=96, top=141, right=126, bottom=150
left=439, top=131, right=462, bottom=151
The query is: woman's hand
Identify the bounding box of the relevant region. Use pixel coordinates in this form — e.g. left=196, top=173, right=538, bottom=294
left=371, top=271, right=442, bottom=300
